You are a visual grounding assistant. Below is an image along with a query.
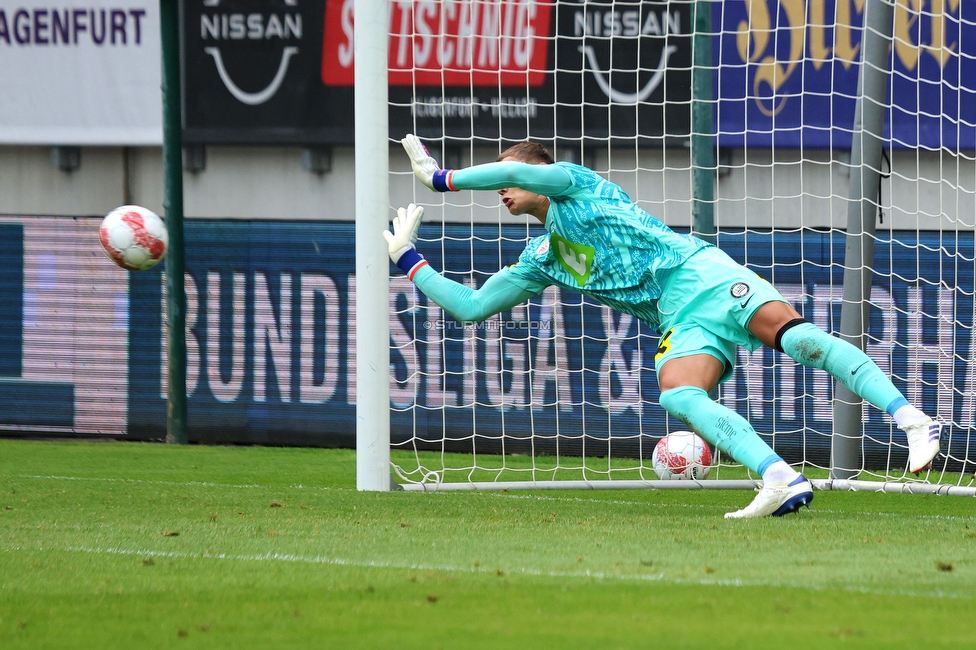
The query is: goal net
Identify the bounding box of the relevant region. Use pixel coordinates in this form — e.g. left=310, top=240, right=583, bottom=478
left=378, top=0, right=976, bottom=494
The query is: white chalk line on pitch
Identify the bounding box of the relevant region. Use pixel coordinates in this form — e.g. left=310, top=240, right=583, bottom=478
left=9, top=473, right=975, bottom=521
left=12, top=474, right=339, bottom=492
left=6, top=543, right=969, bottom=600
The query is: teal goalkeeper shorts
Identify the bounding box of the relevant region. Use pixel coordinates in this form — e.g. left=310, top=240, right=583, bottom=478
left=654, top=247, right=789, bottom=384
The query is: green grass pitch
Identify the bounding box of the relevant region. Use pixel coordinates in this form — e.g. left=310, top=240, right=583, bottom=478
left=1, top=439, right=973, bottom=649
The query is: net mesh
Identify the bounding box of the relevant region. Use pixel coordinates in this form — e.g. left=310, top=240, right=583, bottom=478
left=386, top=0, right=976, bottom=490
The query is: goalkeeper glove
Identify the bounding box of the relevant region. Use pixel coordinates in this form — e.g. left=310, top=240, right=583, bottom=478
left=401, top=134, right=456, bottom=192
left=382, top=203, right=429, bottom=279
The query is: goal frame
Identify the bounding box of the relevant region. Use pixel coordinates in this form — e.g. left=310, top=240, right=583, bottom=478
left=354, top=0, right=392, bottom=491
left=400, top=478, right=976, bottom=497
left=355, top=0, right=976, bottom=498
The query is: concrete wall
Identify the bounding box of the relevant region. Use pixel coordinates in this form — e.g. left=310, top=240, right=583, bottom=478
left=1, top=144, right=971, bottom=232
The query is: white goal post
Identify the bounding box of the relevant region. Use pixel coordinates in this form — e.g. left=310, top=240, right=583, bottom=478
left=356, top=0, right=976, bottom=496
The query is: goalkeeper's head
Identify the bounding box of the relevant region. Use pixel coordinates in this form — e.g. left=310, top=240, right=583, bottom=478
left=495, top=141, right=554, bottom=222
left=497, top=142, right=554, bottom=165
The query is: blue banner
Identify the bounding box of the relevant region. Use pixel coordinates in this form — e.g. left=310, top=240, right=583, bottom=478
left=126, top=221, right=972, bottom=469
left=715, top=0, right=976, bottom=149
left=1, top=216, right=973, bottom=470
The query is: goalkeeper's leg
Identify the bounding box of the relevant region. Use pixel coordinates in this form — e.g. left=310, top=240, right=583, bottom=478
left=657, top=353, right=813, bottom=519
left=771, top=318, right=941, bottom=473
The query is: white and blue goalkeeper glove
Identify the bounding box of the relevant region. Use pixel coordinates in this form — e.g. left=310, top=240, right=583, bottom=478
left=401, top=134, right=456, bottom=192
left=383, top=203, right=429, bottom=279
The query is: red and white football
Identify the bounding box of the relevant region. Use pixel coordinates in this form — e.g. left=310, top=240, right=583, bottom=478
left=652, top=431, right=713, bottom=480
left=99, top=205, right=168, bottom=271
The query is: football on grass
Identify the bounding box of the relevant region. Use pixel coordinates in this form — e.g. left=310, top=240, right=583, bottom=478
left=652, top=431, right=713, bottom=480
left=99, top=205, right=168, bottom=271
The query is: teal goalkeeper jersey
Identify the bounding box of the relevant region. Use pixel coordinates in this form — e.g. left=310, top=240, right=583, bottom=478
left=449, top=161, right=711, bottom=328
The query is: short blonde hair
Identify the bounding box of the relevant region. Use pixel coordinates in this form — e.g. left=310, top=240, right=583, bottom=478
left=497, top=142, right=554, bottom=164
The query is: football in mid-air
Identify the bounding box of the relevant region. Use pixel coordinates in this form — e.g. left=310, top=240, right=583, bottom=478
left=99, top=205, right=168, bottom=271
left=652, top=431, right=713, bottom=480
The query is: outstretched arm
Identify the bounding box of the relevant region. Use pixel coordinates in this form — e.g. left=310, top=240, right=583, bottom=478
left=401, top=134, right=573, bottom=196
left=449, top=162, right=572, bottom=195
left=412, top=265, right=539, bottom=323
left=383, top=203, right=540, bottom=323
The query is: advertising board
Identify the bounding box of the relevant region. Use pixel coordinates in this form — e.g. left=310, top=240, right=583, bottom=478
left=182, top=0, right=693, bottom=144
left=3, top=1, right=971, bottom=149
left=716, top=0, right=976, bottom=149
left=1, top=215, right=972, bottom=468
left=0, top=0, right=162, bottom=144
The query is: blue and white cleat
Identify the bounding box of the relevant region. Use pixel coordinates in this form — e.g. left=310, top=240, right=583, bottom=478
left=724, top=475, right=814, bottom=519
left=901, top=418, right=942, bottom=474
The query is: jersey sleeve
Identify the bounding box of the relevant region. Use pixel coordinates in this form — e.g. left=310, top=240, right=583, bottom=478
left=411, top=264, right=544, bottom=323
left=447, top=161, right=574, bottom=195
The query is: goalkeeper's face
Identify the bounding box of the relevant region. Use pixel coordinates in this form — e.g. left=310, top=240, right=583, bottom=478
left=497, top=156, right=550, bottom=222
left=497, top=186, right=549, bottom=222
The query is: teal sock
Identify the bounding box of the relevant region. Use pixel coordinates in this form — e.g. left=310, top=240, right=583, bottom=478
left=779, top=323, right=905, bottom=415
left=659, top=386, right=781, bottom=475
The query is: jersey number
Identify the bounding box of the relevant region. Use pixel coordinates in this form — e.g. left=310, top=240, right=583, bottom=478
left=550, top=232, right=595, bottom=286
left=654, top=328, right=674, bottom=364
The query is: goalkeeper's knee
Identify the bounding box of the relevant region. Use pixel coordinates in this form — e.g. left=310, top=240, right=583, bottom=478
left=776, top=319, right=903, bottom=413
left=776, top=319, right=874, bottom=371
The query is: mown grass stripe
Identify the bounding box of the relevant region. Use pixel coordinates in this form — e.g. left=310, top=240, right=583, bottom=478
left=6, top=544, right=970, bottom=601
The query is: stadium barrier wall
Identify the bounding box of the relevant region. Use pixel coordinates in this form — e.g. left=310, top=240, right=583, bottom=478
left=0, top=214, right=972, bottom=470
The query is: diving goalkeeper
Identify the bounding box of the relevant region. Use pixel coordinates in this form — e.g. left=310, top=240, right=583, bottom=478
left=385, top=134, right=942, bottom=518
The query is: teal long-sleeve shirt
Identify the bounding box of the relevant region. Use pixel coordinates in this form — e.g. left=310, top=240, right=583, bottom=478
left=412, top=264, right=540, bottom=324
left=412, top=160, right=710, bottom=330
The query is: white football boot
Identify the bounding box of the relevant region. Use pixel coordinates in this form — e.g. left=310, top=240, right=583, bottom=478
left=901, top=418, right=942, bottom=474
left=724, top=475, right=814, bottom=519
